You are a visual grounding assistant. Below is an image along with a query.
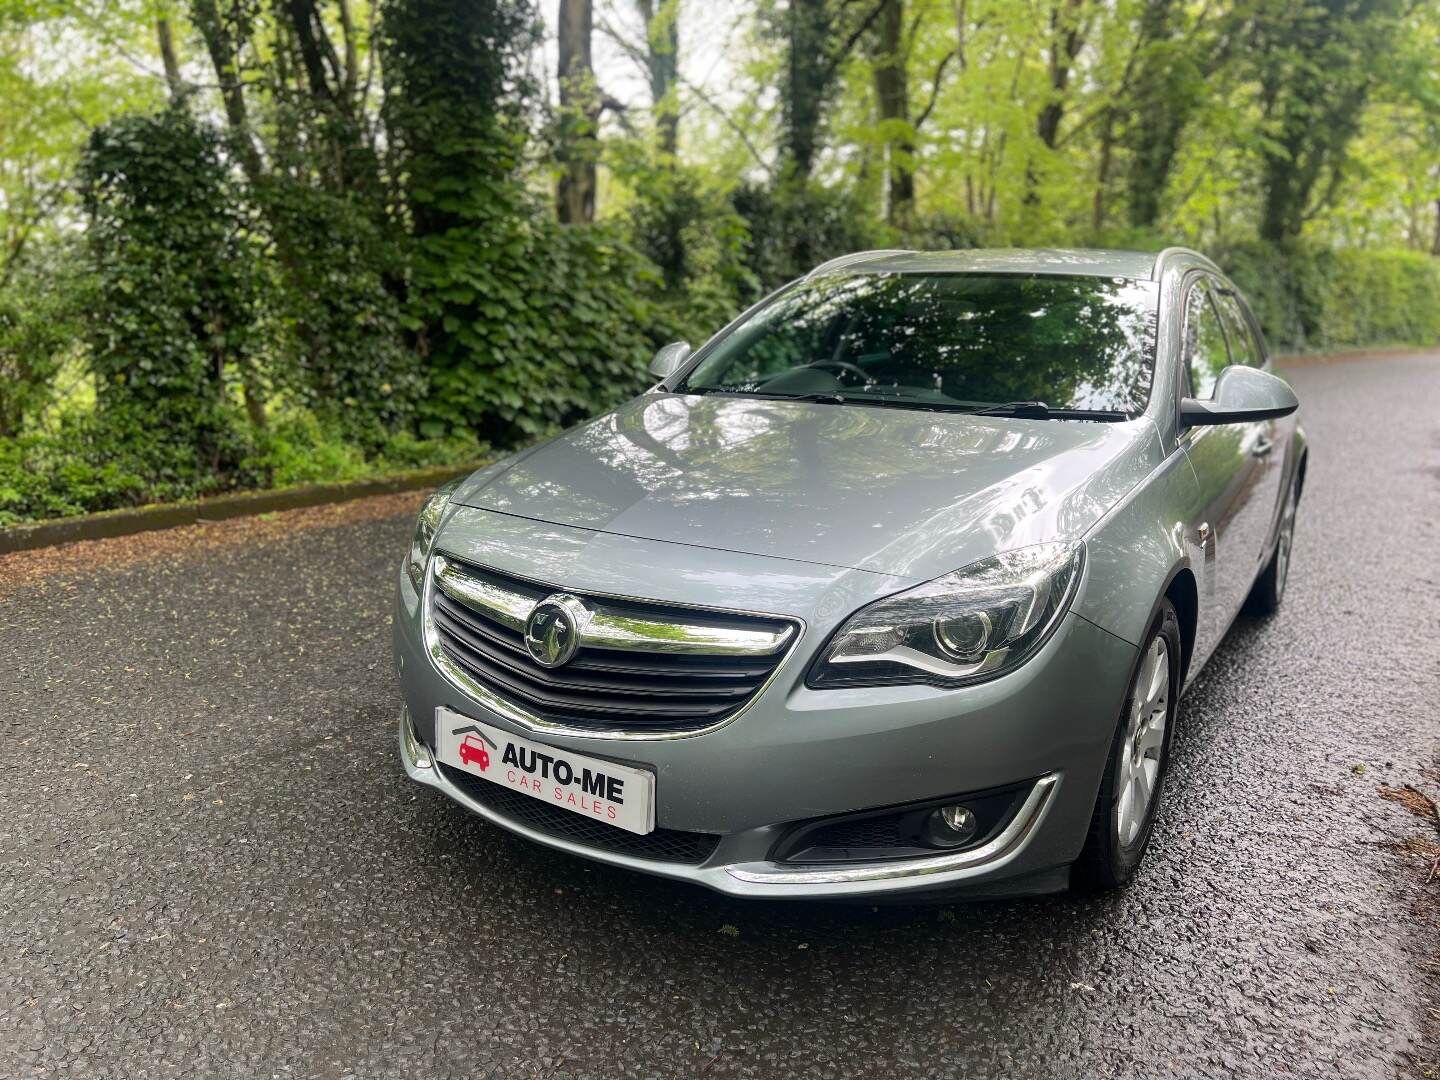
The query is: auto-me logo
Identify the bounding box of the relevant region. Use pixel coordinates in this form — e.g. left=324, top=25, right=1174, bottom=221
left=523, top=593, right=589, bottom=668
left=451, top=725, right=497, bottom=771
left=450, top=720, right=628, bottom=810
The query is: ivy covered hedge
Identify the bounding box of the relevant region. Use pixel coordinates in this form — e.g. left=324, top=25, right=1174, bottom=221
left=4, top=23, right=1438, bottom=527
left=1221, top=243, right=1440, bottom=355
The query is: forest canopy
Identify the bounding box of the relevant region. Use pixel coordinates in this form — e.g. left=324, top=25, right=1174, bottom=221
left=1, top=0, right=1438, bottom=524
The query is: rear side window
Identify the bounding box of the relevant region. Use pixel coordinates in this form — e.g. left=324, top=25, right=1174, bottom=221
left=1213, top=289, right=1263, bottom=369
left=1183, top=281, right=1231, bottom=400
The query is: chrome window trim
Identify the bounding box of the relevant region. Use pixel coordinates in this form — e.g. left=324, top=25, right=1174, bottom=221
left=433, top=554, right=795, bottom=657
left=422, top=554, right=806, bottom=742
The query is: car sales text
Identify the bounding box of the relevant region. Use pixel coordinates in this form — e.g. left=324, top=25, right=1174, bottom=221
left=502, top=742, right=625, bottom=819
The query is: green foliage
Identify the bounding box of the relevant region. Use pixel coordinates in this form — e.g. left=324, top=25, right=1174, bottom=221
left=259, top=177, right=423, bottom=448
left=1247, top=0, right=1407, bottom=242
left=0, top=409, right=241, bottom=526
left=0, top=428, right=146, bottom=526
left=731, top=176, right=884, bottom=299
left=0, top=249, right=81, bottom=437
left=383, top=0, right=662, bottom=446
left=241, top=411, right=487, bottom=488
left=610, top=143, right=757, bottom=343
left=78, top=104, right=268, bottom=478
left=411, top=211, right=664, bottom=444
left=0, top=406, right=487, bottom=526
left=380, top=0, right=538, bottom=238
left=3, top=0, right=1440, bottom=527
left=1221, top=242, right=1440, bottom=353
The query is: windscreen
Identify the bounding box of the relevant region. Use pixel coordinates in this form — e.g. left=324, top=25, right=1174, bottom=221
left=679, top=272, right=1159, bottom=415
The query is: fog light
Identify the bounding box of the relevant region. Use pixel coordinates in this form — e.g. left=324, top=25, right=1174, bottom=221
left=935, top=804, right=977, bottom=842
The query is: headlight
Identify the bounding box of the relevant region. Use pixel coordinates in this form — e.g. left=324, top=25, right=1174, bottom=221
left=807, top=542, right=1085, bottom=689
left=406, top=479, right=462, bottom=592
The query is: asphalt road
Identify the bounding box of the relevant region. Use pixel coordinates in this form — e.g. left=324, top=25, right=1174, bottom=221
left=2, top=354, right=1438, bottom=1079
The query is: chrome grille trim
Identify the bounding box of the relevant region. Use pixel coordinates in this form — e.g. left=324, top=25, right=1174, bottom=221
left=434, top=557, right=532, bottom=631
left=432, top=554, right=795, bottom=657
left=423, top=554, right=804, bottom=741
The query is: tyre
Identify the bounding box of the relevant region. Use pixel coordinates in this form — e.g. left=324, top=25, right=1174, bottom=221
left=1245, top=479, right=1299, bottom=616
left=1072, top=600, right=1182, bottom=892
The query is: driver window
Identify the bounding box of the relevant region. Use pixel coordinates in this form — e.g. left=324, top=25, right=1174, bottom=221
left=1213, top=290, right=1262, bottom=369
left=1183, top=281, right=1230, bottom=400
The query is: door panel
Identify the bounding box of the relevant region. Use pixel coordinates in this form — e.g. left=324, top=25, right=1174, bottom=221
left=1213, top=288, right=1285, bottom=554
left=1178, top=279, right=1272, bottom=663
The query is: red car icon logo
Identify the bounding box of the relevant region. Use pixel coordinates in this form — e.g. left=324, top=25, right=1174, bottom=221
left=458, top=734, right=491, bottom=771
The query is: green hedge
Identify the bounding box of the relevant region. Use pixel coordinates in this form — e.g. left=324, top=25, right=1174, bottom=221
left=0, top=412, right=486, bottom=527
left=1221, top=243, right=1440, bottom=355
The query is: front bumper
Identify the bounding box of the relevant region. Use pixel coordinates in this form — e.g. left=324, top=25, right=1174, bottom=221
left=394, top=521, right=1138, bottom=900
left=401, top=708, right=1063, bottom=899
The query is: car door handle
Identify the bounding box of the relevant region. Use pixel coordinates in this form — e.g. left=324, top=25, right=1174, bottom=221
left=1251, top=436, right=1273, bottom=458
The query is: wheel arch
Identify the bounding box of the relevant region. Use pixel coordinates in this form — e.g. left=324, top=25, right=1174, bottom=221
left=1163, top=567, right=1198, bottom=687
left=1289, top=422, right=1309, bottom=504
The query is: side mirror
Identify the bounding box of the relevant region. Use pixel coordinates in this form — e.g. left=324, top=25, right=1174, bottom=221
left=1180, top=365, right=1298, bottom=427
left=648, top=341, right=692, bottom=383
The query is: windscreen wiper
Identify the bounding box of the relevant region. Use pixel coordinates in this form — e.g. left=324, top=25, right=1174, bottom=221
left=968, top=400, right=1131, bottom=422
left=683, top=387, right=849, bottom=405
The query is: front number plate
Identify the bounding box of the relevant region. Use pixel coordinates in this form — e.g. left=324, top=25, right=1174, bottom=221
left=434, top=706, right=656, bottom=835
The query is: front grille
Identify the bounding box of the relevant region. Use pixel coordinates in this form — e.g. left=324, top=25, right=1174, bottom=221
left=439, top=764, right=720, bottom=864
left=428, top=555, right=796, bottom=734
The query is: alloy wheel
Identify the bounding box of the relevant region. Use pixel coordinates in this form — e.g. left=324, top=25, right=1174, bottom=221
left=1116, top=637, right=1170, bottom=848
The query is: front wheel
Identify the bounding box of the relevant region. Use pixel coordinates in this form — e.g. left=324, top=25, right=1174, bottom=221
left=1072, top=601, right=1182, bottom=892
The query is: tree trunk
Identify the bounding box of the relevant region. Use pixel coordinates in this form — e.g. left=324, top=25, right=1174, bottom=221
left=1026, top=0, right=1085, bottom=203
left=284, top=0, right=342, bottom=106
left=1092, top=106, right=1116, bottom=233
left=636, top=0, right=679, bottom=157
left=338, top=0, right=360, bottom=96
left=191, top=0, right=265, bottom=184
left=784, top=0, right=829, bottom=177
left=1124, top=0, right=1185, bottom=230
left=1431, top=198, right=1440, bottom=256
left=1036, top=0, right=1085, bottom=150
left=955, top=0, right=969, bottom=69
left=556, top=0, right=598, bottom=223
left=871, top=0, right=913, bottom=227
left=156, top=19, right=184, bottom=98
left=1251, top=1, right=1388, bottom=244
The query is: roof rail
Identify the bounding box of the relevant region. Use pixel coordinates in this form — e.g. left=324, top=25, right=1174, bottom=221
left=805, top=249, right=915, bottom=279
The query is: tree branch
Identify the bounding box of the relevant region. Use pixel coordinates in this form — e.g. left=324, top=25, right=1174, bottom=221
left=676, top=72, right=774, bottom=177
left=821, top=0, right=889, bottom=82
left=905, top=8, right=923, bottom=57
left=337, top=0, right=360, bottom=96
left=595, top=14, right=651, bottom=80
left=914, top=47, right=957, bottom=130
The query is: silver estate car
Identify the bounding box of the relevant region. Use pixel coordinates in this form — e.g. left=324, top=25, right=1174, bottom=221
left=394, top=247, right=1305, bottom=900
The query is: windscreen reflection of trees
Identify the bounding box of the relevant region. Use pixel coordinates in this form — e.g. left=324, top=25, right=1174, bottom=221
left=689, top=275, right=1157, bottom=413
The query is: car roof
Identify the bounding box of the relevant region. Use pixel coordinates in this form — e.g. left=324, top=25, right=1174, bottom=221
left=808, top=247, right=1213, bottom=282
